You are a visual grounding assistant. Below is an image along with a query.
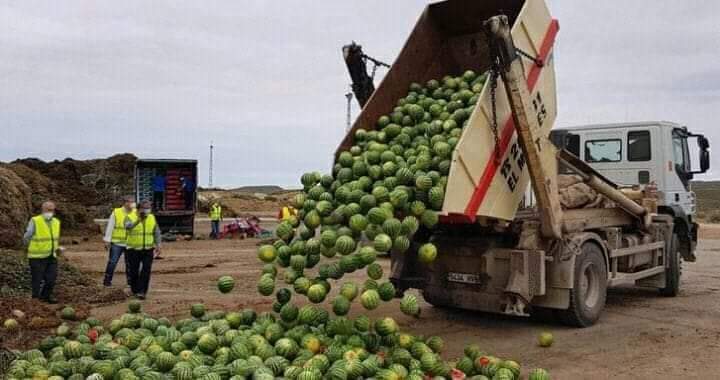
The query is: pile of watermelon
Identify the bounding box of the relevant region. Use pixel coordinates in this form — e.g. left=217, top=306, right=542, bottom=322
left=5, top=301, right=550, bottom=380
left=4, top=71, right=552, bottom=379
left=256, top=70, right=490, bottom=317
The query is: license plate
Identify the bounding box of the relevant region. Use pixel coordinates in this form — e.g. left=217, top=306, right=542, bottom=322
left=447, top=272, right=483, bottom=284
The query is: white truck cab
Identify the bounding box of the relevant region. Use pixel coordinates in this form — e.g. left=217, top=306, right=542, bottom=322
left=551, top=121, right=711, bottom=261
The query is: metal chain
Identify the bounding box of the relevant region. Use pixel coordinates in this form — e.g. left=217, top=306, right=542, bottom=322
left=489, top=69, right=501, bottom=163
left=515, top=48, right=544, bottom=67
left=361, top=53, right=390, bottom=81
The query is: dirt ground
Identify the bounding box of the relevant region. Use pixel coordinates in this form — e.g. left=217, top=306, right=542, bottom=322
left=37, top=222, right=720, bottom=379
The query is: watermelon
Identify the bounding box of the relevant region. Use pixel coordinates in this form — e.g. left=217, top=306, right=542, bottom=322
left=128, top=300, right=142, bottom=314
left=275, top=222, right=294, bottom=241
left=3, top=318, right=19, bottom=331
left=258, top=275, right=276, bottom=296
left=377, top=282, right=396, bottom=301
left=332, top=296, right=351, bottom=316
left=373, top=234, right=393, bottom=252
left=538, top=332, right=554, bottom=347
left=340, top=282, right=359, bottom=301
left=367, top=207, right=388, bottom=225
left=217, top=276, right=235, bottom=294
left=400, top=294, right=420, bottom=317
left=366, top=263, right=383, bottom=280
left=258, top=245, right=277, bottom=263
left=374, top=317, right=399, bottom=336
left=392, top=235, right=411, bottom=254
left=60, top=307, right=76, bottom=320
left=528, top=368, right=551, bottom=380
left=306, top=284, right=327, bottom=304
left=334, top=236, right=356, bottom=255
left=360, top=290, right=380, bottom=310
left=418, top=243, right=438, bottom=264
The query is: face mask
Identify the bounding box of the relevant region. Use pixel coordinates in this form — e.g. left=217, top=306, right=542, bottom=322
left=43, top=212, right=54, bottom=220
left=140, top=208, right=151, bottom=215
left=129, top=202, right=137, bottom=209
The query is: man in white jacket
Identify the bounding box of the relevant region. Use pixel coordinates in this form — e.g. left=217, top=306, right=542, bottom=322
left=102, top=196, right=136, bottom=287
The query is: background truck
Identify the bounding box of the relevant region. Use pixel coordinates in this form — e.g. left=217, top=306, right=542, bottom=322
left=135, top=159, right=198, bottom=236
left=340, top=0, right=710, bottom=326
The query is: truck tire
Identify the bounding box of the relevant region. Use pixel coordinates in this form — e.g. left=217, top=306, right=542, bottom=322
left=556, top=242, right=607, bottom=327
left=659, top=234, right=681, bottom=297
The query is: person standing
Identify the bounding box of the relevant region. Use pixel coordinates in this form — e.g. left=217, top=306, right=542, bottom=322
left=209, top=201, right=223, bottom=239
left=152, top=173, right=166, bottom=211
left=23, top=201, right=62, bottom=304
left=125, top=201, right=161, bottom=299
left=102, top=196, right=136, bottom=287
left=278, top=205, right=298, bottom=221
left=180, top=176, right=196, bottom=210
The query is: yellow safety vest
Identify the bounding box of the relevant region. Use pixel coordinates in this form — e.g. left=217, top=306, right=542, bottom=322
left=127, top=214, right=157, bottom=250
left=210, top=204, right=222, bottom=221
left=111, top=208, right=135, bottom=244
left=28, top=215, right=60, bottom=259
left=281, top=206, right=297, bottom=221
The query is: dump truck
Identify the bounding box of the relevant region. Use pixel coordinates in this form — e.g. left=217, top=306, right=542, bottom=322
left=339, top=0, right=710, bottom=326
left=135, top=159, right=198, bottom=236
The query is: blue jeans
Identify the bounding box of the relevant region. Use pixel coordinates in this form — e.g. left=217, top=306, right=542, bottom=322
left=211, top=220, right=220, bottom=238
left=103, top=243, right=129, bottom=286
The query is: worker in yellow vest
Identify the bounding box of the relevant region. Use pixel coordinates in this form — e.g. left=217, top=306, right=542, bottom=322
left=124, top=200, right=161, bottom=299
left=209, top=202, right=223, bottom=239
left=102, top=196, right=136, bottom=287
left=23, top=201, right=63, bottom=304
left=278, top=205, right=298, bottom=221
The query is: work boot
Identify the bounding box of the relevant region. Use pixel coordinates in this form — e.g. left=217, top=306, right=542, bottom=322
left=136, top=293, right=146, bottom=300
left=43, top=297, right=58, bottom=304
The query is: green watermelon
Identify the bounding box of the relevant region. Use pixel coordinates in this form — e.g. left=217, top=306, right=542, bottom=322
left=3, top=318, right=19, bottom=331
left=400, top=294, right=420, bottom=317
left=340, top=282, right=359, bottom=301
left=538, top=332, right=554, bottom=347
left=360, top=290, right=380, bottom=310
left=60, top=307, right=76, bottom=320
left=332, top=296, right=351, bottom=316
left=258, top=245, right=278, bottom=263
left=418, top=243, right=438, bottom=264
left=366, top=263, right=383, bottom=280
left=528, top=368, right=551, bottom=380
left=257, top=275, right=276, bottom=296
left=306, top=284, right=327, bottom=304
left=373, top=234, right=393, bottom=252
left=217, top=276, right=235, bottom=294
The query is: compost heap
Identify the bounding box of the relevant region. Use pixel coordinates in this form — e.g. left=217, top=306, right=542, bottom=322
left=3, top=72, right=551, bottom=380
left=0, top=154, right=136, bottom=248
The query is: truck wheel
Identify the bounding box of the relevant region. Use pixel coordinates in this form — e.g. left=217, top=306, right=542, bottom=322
left=556, top=242, right=607, bottom=327
left=659, top=234, right=681, bottom=297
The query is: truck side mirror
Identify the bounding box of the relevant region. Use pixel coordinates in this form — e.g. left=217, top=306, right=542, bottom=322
left=695, top=135, right=710, bottom=174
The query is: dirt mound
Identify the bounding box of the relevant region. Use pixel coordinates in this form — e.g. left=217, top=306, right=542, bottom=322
left=0, top=167, right=33, bottom=248
left=0, top=154, right=136, bottom=247
left=0, top=249, right=126, bottom=349
left=198, top=189, right=300, bottom=216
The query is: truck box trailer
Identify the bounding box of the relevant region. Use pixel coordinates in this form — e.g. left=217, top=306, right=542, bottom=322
left=135, top=159, right=198, bottom=235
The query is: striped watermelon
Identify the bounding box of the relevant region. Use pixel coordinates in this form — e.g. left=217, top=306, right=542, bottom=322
left=360, top=290, right=380, bottom=310
left=306, top=284, right=327, bottom=304
left=217, top=276, right=235, bottom=294
left=374, top=234, right=393, bottom=252
left=528, top=368, right=551, bottom=380
left=400, top=294, right=421, bottom=317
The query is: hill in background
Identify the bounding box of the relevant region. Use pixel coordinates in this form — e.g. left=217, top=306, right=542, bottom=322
left=692, top=180, right=720, bottom=222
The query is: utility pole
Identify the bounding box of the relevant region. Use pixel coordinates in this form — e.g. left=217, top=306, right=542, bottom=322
left=345, top=91, right=353, bottom=132
left=209, top=141, right=214, bottom=188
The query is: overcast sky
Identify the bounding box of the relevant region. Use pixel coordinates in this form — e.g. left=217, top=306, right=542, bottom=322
left=1, top=1, right=718, bottom=187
